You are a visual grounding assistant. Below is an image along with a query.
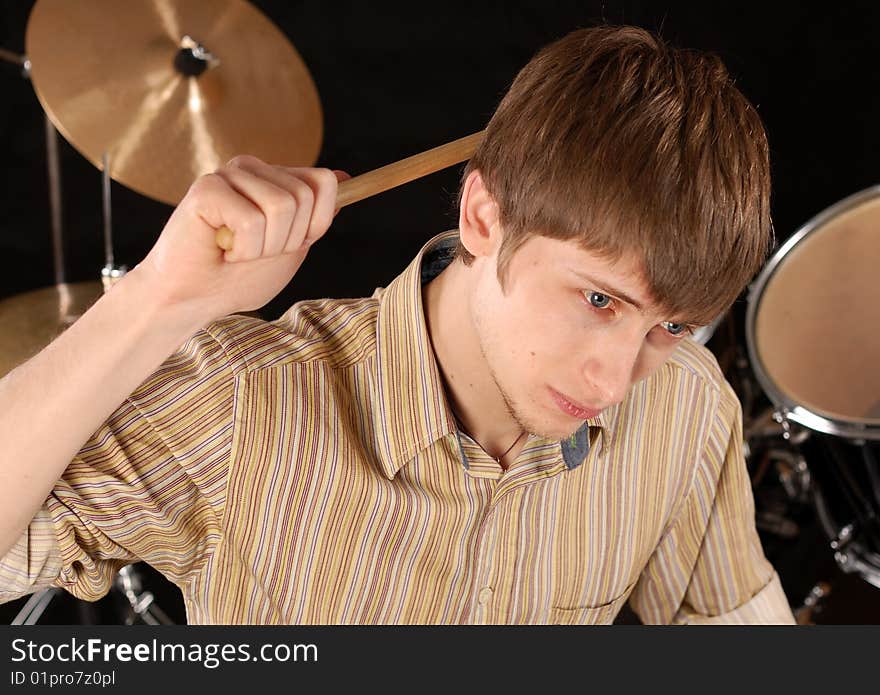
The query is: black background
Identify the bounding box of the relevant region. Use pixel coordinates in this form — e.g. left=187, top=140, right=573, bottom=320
left=2, top=1, right=880, bottom=624
left=2, top=1, right=880, bottom=309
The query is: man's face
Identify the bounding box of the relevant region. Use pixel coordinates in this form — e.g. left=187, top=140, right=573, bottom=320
left=469, top=234, right=700, bottom=441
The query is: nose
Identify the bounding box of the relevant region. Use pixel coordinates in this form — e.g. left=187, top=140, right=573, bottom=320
left=581, top=328, right=643, bottom=407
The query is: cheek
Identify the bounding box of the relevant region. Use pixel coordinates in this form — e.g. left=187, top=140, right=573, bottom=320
left=505, top=295, right=580, bottom=367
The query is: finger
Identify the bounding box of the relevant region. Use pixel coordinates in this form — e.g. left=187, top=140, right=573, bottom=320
left=215, top=157, right=297, bottom=259
left=226, top=156, right=318, bottom=256
left=282, top=167, right=341, bottom=247
left=184, top=173, right=265, bottom=263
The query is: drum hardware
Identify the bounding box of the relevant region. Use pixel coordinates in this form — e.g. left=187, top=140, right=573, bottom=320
left=745, top=407, right=810, bottom=448
left=744, top=185, right=880, bottom=593
left=10, top=587, right=62, bottom=625
left=747, top=435, right=811, bottom=541
left=45, top=114, right=65, bottom=286
left=0, top=44, right=104, bottom=378
left=2, top=45, right=66, bottom=286
left=175, top=35, right=220, bottom=75
left=773, top=409, right=793, bottom=441
left=113, top=565, right=173, bottom=625
left=793, top=581, right=832, bottom=625
left=773, top=448, right=811, bottom=504
left=8, top=564, right=178, bottom=625
left=829, top=523, right=854, bottom=551
left=25, top=0, right=324, bottom=207
left=3, top=0, right=323, bottom=623
left=832, top=550, right=880, bottom=589
left=100, top=152, right=128, bottom=291
left=0, top=47, right=31, bottom=78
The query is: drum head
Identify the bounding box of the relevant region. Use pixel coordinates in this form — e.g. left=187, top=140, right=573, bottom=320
left=747, top=187, right=880, bottom=439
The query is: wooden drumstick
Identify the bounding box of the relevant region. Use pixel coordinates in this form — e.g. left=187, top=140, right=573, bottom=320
left=214, top=130, right=485, bottom=251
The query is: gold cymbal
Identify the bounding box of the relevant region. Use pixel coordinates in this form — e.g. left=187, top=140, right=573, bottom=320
left=25, top=0, right=323, bottom=206
left=0, top=282, right=103, bottom=378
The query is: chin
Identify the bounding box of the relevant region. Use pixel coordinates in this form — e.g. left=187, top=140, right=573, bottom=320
left=515, top=407, right=583, bottom=442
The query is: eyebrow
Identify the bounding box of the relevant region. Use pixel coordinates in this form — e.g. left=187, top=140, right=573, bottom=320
left=569, top=269, right=650, bottom=313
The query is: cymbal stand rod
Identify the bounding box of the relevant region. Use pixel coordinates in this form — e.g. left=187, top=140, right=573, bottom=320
left=102, top=152, right=113, bottom=267
left=0, top=47, right=29, bottom=72
left=100, top=153, right=126, bottom=291
left=45, top=114, right=64, bottom=285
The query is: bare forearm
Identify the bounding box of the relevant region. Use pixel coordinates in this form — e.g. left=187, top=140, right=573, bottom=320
left=0, top=267, right=207, bottom=556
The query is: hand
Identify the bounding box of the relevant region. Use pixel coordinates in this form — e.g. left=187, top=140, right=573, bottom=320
left=133, top=156, right=346, bottom=324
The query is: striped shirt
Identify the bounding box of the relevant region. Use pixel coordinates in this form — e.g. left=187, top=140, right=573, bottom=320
left=1, top=230, right=794, bottom=624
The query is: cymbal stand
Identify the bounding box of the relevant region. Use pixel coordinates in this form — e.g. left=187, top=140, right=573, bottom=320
left=100, top=152, right=127, bottom=292
left=45, top=115, right=65, bottom=287
left=0, top=47, right=30, bottom=76
left=1, top=47, right=65, bottom=288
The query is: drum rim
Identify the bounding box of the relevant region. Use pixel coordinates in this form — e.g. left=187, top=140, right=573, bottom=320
left=745, top=184, right=880, bottom=440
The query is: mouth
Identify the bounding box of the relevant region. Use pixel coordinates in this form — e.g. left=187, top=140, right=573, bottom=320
left=548, top=387, right=602, bottom=420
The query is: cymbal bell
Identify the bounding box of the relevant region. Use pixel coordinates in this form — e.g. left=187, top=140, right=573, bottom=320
left=0, top=282, right=103, bottom=378
left=25, top=0, right=323, bottom=206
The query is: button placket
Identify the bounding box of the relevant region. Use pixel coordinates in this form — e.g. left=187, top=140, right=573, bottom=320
left=469, top=503, right=498, bottom=624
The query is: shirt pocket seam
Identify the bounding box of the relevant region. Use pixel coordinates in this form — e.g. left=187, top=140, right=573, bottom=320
left=550, top=582, right=636, bottom=613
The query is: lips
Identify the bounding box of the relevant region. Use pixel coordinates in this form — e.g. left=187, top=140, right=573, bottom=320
left=549, top=387, right=602, bottom=420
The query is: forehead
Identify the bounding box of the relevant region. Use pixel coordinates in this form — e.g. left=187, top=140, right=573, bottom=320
left=514, top=235, right=658, bottom=306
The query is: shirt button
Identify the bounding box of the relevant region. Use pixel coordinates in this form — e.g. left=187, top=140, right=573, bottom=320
left=478, top=587, right=494, bottom=605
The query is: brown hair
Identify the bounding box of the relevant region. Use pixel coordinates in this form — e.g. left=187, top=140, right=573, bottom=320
left=456, top=25, right=772, bottom=325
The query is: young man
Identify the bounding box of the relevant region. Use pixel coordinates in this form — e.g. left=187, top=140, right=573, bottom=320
left=0, top=26, right=794, bottom=624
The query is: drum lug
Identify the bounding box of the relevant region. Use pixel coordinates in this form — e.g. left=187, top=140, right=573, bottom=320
left=772, top=409, right=792, bottom=440
left=830, top=523, right=854, bottom=551
left=775, top=450, right=811, bottom=503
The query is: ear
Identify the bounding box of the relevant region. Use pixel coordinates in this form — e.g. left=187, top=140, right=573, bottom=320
left=458, top=170, right=501, bottom=259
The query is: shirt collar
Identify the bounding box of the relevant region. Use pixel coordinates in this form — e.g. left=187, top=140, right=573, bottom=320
left=372, top=230, right=613, bottom=479
left=373, top=231, right=458, bottom=479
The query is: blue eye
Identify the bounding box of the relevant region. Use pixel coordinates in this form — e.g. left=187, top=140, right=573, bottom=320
left=661, top=321, right=688, bottom=336
left=588, top=292, right=611, bottom=309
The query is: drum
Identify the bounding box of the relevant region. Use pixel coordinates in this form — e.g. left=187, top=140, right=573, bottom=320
left=746, top=186, right=880, bottom=438
left=746, top=186, right=880, bottom=587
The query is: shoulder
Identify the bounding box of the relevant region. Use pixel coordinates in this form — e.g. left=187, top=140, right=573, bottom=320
left=203, top=296, right=381, bottom=375
left=618, top=340, right=740, bottom=445
left=661, top=338, right=739, bottom=415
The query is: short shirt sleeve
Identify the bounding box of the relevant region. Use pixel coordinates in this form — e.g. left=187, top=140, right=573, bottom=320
left=0, top=320, right=244, bottom=604
left=628, top=381, right=796, bottom=625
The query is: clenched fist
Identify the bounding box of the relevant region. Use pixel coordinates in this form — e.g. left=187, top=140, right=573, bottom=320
left=134, top=155, right=346, bottom=324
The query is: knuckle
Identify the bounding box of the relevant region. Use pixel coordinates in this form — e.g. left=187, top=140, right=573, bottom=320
left=183, top=173, right=223, bottom=210
left=226, top=154, right=261, bottom=169
left=291, top=179, right=315, bottom=206
left=266, top=192, right=296, bottom=220
left=315, top=167, right=337, bottom=188
left=189, top=172, right=222, bottom=197
left=239, top=213, right=266, bottom=242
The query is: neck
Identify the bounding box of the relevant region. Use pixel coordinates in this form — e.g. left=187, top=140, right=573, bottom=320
left=423, top=259, right=525, bottom=466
